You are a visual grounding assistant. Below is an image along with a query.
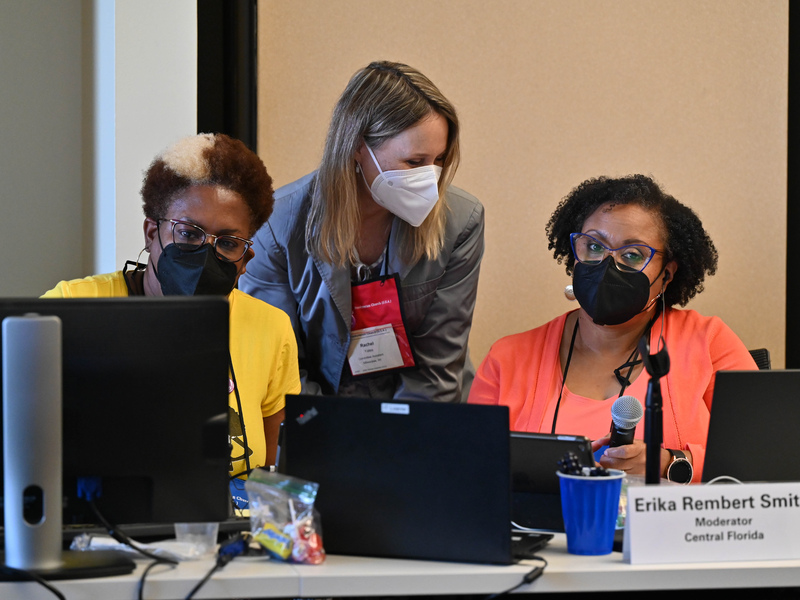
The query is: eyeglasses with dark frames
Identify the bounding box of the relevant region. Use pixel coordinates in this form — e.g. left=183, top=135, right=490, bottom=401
left=570, top=232, right=663, bottom=273
left=159, top=219, right=253, bottom=263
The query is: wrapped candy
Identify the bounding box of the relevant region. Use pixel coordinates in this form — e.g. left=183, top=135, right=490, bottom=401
left=245, top=469, right=325, bottom=565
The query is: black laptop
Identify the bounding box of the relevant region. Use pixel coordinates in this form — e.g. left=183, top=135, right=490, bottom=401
left=703, top=370, right=800, bottom=483
left=279, top=395, right=526, bottom=564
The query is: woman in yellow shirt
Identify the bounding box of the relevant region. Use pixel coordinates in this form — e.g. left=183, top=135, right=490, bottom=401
left=43, top=133, right=301, bottom=480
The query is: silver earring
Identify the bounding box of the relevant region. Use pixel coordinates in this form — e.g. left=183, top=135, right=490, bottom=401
left=355, top=163, right=361, bottom=174
left=564, top=285, right=576, bottom=301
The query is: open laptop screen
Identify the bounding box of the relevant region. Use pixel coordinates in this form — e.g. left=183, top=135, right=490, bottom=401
left=703, top=370, right=800, bottom=483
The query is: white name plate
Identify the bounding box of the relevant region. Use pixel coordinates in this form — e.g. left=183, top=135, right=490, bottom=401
left=624, top=481, right=800, bottom=564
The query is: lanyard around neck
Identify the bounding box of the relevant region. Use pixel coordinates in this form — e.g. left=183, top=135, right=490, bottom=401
left=549, top=318, right=643, bottom=434
left=353, top=229, right=392, bottom=283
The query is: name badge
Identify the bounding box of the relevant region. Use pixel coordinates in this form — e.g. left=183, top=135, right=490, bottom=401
left=624, top=481, right=800, bottom=564
left=348, top=324, right=404, bottom=375
left=348, top=274, right=416, bottom=378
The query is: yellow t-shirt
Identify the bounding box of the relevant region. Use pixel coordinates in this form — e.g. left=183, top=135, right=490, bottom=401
left=43, top=272, right=302, bottom=477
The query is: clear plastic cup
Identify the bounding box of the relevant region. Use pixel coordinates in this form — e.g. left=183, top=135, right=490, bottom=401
left=174, top=522, right=219, bottom=558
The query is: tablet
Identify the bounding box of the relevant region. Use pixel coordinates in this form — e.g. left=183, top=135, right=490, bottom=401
left=510, top=431, right=594, bottom=532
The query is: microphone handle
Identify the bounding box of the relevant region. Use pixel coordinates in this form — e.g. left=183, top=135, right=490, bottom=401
left=608, top=424, right=637, bottom=447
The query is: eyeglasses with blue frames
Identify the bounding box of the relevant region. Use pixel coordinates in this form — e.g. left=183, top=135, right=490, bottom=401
left=158, top=219, right=253, bottom=262
left=570, top=232, right=663, bottom=273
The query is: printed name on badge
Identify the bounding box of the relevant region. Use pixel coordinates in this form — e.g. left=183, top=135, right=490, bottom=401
left=348, top=324, right=404, bottom=376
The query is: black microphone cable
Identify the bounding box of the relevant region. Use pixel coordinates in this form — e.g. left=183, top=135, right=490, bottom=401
left=484, top=556, right=548, bottom=598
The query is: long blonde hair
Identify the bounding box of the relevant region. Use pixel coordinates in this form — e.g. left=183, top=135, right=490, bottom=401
left=306, top=61, right=461, bottom=266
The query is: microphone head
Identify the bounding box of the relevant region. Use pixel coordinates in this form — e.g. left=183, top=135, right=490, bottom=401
left=611, top=395, right=644, bottom=429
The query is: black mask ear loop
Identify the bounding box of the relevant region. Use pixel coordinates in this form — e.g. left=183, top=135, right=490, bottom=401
left=642, top=270, right=669, bottom=354
left=150, top=221, right=170, bottom=282
left=614, top=348, right=643, bottom=391
left=612, top=266, right=669, bottom=389
left=653, top=281, right=668, bottom=352
left=228, top=355, right=251, bottom=480
left=619, top=294, right=666, bottom=388
left=638, top=264, right=669, bottom=314
left=122, top=248, right=149, bottom=296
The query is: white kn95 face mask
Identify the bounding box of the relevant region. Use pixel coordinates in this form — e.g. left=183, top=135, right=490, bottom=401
left=362, top=144, right=442, bottom=227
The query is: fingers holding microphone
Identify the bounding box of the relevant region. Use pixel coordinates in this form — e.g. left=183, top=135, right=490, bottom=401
left=609, top=395, right=643, bottom=447
left=599, top=439, right=647, bottom=474
left=596, top=396, right=646, bottom=473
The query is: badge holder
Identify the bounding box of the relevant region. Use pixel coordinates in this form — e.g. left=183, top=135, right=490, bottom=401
left=348, top=272, right=417, bottom=379
left=348, top=236, right=417, bottom=379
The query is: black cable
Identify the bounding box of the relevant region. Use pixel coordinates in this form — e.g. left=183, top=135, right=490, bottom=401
left=229, top=355, right=252, bottom=477
left=184, top=533, right=248, bottom=600
left=138, top=560, right=176, bottom=600
left=484, top=556, right=548, bottom=599
left=88, top=499, right=180, bottom=598
left=184, top=561, right=222, bottom=600
left=88, top=500, right=179, bottom=566
left=0, top=565, right=66, bottom=599
left=88, top=501, right=248, bottom=600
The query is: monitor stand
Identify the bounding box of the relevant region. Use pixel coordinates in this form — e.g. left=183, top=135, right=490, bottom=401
left=0, top=549, right=135, bottom=581
left=1, top=315, right=136, bottom=581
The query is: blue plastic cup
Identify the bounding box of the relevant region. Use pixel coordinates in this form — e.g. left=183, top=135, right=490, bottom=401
left=557, top=469, right=625, bottom=555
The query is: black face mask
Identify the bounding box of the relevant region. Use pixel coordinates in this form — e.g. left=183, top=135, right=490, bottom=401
left=155, top=243, right=239, bottom=296
left=572, top=256, right=654, bottom=326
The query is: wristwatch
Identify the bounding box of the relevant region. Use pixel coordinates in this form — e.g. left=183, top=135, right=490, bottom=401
left=666, top=449, right=693, bottom=484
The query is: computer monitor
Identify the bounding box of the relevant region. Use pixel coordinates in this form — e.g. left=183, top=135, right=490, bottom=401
left=0, top=296, right=231, bottom=529
left=703, top=369, right=800, bottom=483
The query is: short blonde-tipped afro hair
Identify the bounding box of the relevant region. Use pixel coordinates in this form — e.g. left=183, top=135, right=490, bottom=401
left=141, top=133, right=274, bottom=236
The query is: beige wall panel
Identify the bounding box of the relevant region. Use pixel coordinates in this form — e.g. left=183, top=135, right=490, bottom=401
left=258, top=0, right=788, bottom=368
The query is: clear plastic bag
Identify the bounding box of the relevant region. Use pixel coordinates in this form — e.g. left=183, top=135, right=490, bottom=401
left=244, top=468, right=325, bottom=564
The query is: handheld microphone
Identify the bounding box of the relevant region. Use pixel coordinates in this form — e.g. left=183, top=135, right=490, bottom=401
left=608, top=395, right=644, bottom=447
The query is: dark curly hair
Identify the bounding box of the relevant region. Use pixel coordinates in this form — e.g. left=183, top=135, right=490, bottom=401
left=545, top=175, right=718, bottom=307
left=141, top=133, right=273, bottom=236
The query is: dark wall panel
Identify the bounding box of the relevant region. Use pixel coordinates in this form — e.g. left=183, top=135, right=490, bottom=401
left=197, top=0, right=258, bottom=151
left=787, top=5, right=798, bottom=367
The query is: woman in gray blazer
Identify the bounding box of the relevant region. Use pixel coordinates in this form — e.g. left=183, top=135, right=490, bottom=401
left=240, top=61, right=484, bottom=403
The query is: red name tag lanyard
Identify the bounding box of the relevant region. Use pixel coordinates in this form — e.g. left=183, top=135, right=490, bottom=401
left=348, top=241, right=416, bottom=379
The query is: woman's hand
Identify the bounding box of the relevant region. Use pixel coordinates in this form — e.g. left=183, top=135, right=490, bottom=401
left=592, top=434, right=670, bottom=475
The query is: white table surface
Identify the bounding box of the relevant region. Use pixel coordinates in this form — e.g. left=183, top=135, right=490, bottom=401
left=2, top=534, right=800, bottom=599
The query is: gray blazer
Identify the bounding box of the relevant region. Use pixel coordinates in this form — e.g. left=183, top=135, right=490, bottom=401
left=239, top=172, right=484, bottom=403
